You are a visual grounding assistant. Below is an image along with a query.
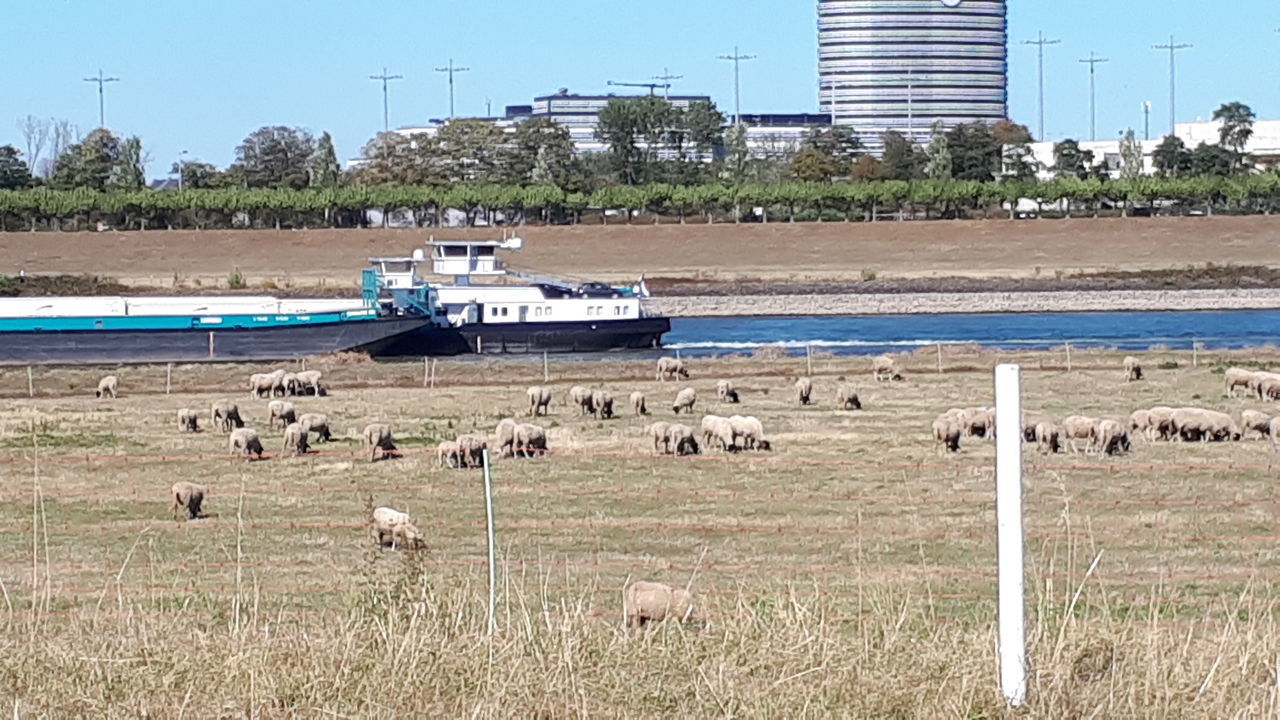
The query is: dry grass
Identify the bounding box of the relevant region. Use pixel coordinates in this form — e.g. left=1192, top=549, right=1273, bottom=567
left=3, top=348, right=1280, bottom=717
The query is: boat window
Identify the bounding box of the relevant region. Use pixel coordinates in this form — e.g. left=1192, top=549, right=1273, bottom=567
left=475, top=247, right=496, bottom=257
left=501, top=307, right=509, bottom=317
left=596, top=306, right=604, bottom=316
left=441, top=246, right=468, bottom=258
left=490, top=307, right=498, bottom=317
left=544, top=307, right=551, bottom=317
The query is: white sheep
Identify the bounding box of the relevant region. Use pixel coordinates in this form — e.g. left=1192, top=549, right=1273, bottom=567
left=527, top=386, right=552, bottom=416
left=672, top=387, right=697, bottom=415
left=630, top=391, right=648, bottom=416
left=363, top=423, right=396, bottom=462
left=177, top=408, right=199, bottom=433
left=228, top=428, right=264, bottom=460
left=280, top=422, right=310, bottom=457
left=268, top=400, right=297, bottom=430
left=95, top=375, right=119, bottom=399
left=371, top=506, right=424, bottom=550
left=656, top=357, right=689, bottom=382
left=171, top=481, right=207, bottom=521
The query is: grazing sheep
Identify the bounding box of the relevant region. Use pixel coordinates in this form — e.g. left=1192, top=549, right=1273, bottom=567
left=171, top=481, right=207, bottom=521
left=1225, top=367, right=1257, bottom=397
left=1061, top=416, right=1100, bottom=454
left=294, top=370, right=324, bottom=396
left=666, top=424, right=700, bottom=456
left=267, top=400, right=297, bottom=430
left=248, top=372, right=275, bottom=399
left=1241, top=409, right=1273, bottom=439
left=370, top=507, right=424, bottom=550
left=297, top=413, right=332, bottom=443
left=871, top=355, right=900, bottom=382
left=436, top=440, right=462, bottom=468
left=1270, top=417, right=1280, bottom=453
left=177, top=408, right=199, bottom=433
left=728, top=415, right=770, bottom=451
left=1127, top=410, right=1153, bottom=441
left=228, top=428, right=264, bottom=460
left=494, top=418, right=519, bottom=458
left=795, top=377, right=813, bottom=406
left=514, top=424, right=548, bottom=458
left=716, top=379, right=740, bottom=404
left=95, top=375, right=119, bottom=399
left=932, top=413, right=962, bottom=453
left=623, top=581, right=699, bottom=628
left=1123, top=356, right=1144, bottom=382
left=1021, top=412, right=1052, bottom=442
left=836, top=385, right=861, bottom=410
left=630, top=391, right=649, bottom=416
left=568, top=385, right=595, bottom=415
left=527, top=386, right=552, bottom=416
left=672, top=387, right=697, bottom=415
left=1095, top=420, right=1131, bottom=456
left=961, top=407, right=996, bottom=439
left=700, top=415, right=737, bottom=452
left=1034, top=422, right=1062, bottom=454
left=647, top=421, right=672, bottom=454
left=281, top=372, right=301, bottom=396
left=1259, top=376, right=1280, bottom=402
left=457, top=433, right=488, bottom=467
left=590, top=389, right=615, bottom=419
left=210, top=400, right=244, bottom=433
left=280, top=422, right=310, bottom=457
left=363, top=423, right=396, bottom=462
left=1146, top=406, right=1177, bottom=441
left=1170, top=408, right=1241, bottom=442
left=656, top=356, right=689, bottom=382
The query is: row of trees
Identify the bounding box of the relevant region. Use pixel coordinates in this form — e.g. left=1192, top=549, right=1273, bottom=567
left=4, top=173, right=1280, bottom=231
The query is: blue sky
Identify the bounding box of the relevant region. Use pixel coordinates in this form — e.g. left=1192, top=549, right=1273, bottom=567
left=2, top=0, right=1277, bottom=177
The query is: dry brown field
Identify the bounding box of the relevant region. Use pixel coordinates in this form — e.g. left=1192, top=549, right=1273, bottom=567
left=3, top=347, right=1280, bottom=717
left=3, top=215, right=1279, bottom=289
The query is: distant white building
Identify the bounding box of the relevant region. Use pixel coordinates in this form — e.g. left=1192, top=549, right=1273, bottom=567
left=1016, top=119, right=1280, bottom=180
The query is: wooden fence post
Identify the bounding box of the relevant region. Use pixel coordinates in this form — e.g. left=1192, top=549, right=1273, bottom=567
left=165, top=363, right=173, bottom=395
left=27, top=366, right=33, bottom=398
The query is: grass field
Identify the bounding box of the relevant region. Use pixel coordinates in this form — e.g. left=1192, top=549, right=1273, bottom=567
left=3, top=215, right=1280, bottom=289
left=3, top=348, right=1280, bottom=717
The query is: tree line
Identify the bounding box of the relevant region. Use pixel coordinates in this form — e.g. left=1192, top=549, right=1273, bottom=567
left=1, top=98, right=1270, bottom=230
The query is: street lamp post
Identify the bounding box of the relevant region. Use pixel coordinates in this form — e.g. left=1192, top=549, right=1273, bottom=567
left=82, top=69, right=120, bottom=128
left=717, top=46, right=756, bottom=126
left=177, top=150, right=188, bottom=190
left=1153, top=36, right=1192, bottom=136
left=435, top=60, right=471, bottom=119
left=1023, top=32, right=1060, bottom=141
left=1079, top=52, right=1109, bottom=142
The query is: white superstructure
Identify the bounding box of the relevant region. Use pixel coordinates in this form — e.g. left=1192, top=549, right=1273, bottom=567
left=0, top=296, right=364, bottom=319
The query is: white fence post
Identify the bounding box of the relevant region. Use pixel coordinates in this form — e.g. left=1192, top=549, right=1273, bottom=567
left=994, top=363, right=1027, bottom=707
left=481, top=448, right=497, bottom=636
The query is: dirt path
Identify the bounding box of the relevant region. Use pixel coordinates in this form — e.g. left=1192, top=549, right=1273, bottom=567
left=2, top=216, right=1278, bottom=290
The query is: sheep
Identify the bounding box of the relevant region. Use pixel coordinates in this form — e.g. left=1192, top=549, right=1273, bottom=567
left=647, top=421, right=672, bottom=454
left=267, top=400, right=297, bottom=430
left=630, top=391, right=649, bottom=416
left=1270, top=417, right=1280, bottom=453
left=656, top=356, right=689, bottom=382
left=795, top=377, right=813, bottom=406
left=494, top=418, right=519, bottom=458
left=932, top=413, right=962, bottom=453
left=527, top=386, right=552, bottom=416
left=728, top=415, right=771, bottom=451
left=436, top=440, right=462, bottom=468
left=1146, top=406, right=1177, bottom=441
left=1034, top=422, right=1062, bottom=454
left=1123, top=356, right=1144, bottom=382
left=871, top=355, right=900, bottom=382
left=266, top=369, right=288, bottom=397
left=370, top=507, right=424, bottom=551
left=1259, top=376, right=1280, bottom=402
left=281, top=372, right=301, bottom=396
left=568, top=385, right=595, bottom=415
left=363, top=423, right=396, bottom=462
left=514, top=424, right=547, bottom=458
left=95, top=375, right=119, bottom=399
left=961, top=407, right=996, bottom=439
left=666, top=424, right=700, bottom=456
left=701, top=415, right=737, bottom=452
left=1171, top=408, right=1241, bottom=442
left=590, top=389, right=615, bottom=419
left=171, top=481, right=206, bottom=521
left=248, top=372, right=275, bottom=399
left=280, top=422, right=310, bottom=457
left=623, top=581, right=700, bottom=628
left=1241, top=409, right=1273, bottom=439
left=177, top=408, right=199, bottom=433
left=1128, top=409, right=1153, bottom=441
left=297, top=413, right=332, bottom=443
left=1225, top=367, right=1257, bottom=397
left=228, top=428, right=264, bottom=460
left=836, top=385, right=861, bottom=410
left=1061, top=415, right=1100, bottom=454
left=716, top=379, right=740, bottom=404
left=1095, top=419, right=1131, bottom=456
left=210, top=400, right=244, bottom=433
left=457, top=433, right=488, bottom=467
left=294, top=370, right=325, bottom=396
left=672, top=387, right=697, bottom=415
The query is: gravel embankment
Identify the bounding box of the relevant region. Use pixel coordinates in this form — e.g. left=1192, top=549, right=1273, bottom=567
left=647, top=289, right=1280, bottom=318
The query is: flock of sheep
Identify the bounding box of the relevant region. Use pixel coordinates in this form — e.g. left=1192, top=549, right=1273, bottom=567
left=932, top=357, right=1280, bottom=456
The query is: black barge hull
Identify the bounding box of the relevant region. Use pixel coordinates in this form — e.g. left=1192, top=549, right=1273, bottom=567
left=367, top=317, right=671, bottom=357
left=0, top=317, right=432, bottom=365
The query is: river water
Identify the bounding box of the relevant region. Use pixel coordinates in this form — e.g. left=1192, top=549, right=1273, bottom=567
left=663, top=310, right=1280, bottom=357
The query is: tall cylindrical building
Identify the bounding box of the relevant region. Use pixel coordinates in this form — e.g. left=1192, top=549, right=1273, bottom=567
left=818, top=0, right=1007, bottom=150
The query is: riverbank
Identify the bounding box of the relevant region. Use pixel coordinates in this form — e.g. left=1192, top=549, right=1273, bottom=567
left=648, top=288, right=1280, bottom=317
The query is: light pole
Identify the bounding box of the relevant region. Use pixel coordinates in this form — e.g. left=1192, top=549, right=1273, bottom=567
left=1078, top=52, right=1109, bottom=142
left=717, top=46, right=756, bottom=126
left=1143, top=101, right=1152, bottom=141
left=82, top=69, right=120, bottom=128
left=176, top=149, right=188, bottom=190
left=369, top=67, right=403, bottom=132
left=435, top=59, right=470, bottom=119
left=653, top=68, right=682, bottom=101
left=1023, top=32, right=1060, bottom=141
left=1153, top=36, right=1192, bottom=136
